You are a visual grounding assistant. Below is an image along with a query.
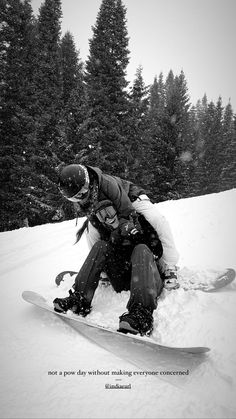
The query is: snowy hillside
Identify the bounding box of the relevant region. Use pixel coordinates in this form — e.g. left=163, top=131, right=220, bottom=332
left=0, top=189, right=236, bottom=419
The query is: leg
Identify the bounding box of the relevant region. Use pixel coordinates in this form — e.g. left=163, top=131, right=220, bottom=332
left=132, top=198, right=179, bottom=266
left=127, top=244, right=163, bottom=311
left=74, top=240, right=112, bottom=302
left=119, top=244, right=164, bottom=336
left=104, top=248, right=132, bottom=292
left=133, top=198, right=180, bottom=290
left=53, top=240, right=113, bottom=314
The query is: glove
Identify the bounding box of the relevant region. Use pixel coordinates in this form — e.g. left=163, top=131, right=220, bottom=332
left=120, top=220, right=140, bottom=237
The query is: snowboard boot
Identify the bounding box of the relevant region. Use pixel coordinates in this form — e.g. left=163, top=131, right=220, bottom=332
left=162, top=266, right=180, bottom=290
left=53, top=289, right=91, bottom=316
left=118, top=303, right=154, bottom=336
left=99, top=272, right=111, bottom=287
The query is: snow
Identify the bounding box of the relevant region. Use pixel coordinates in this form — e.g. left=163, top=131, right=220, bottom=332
left=0, top=189, right=236, bottom=418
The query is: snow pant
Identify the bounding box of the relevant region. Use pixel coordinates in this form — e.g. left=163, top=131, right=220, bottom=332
left=73, top=240, right=164, bottom=311
left=132, top=196, right=179, bottom=267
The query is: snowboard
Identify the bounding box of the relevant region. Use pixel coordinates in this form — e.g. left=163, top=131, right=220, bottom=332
left=55, top=268, right=236, bottom=292
left=22, top=290, right=209, bottom=356
left=55, top=270, right=78, bottom=286
left=180, top=268, right=235, bottom=292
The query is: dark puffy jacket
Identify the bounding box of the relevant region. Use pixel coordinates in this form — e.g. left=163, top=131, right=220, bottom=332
left=87, top=166, right=146, bottom=219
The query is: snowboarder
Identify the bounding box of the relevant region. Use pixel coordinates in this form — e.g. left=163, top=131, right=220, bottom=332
left=58, top=163, right=179, bottom=289
left=53, top=200, right=164, bottom=336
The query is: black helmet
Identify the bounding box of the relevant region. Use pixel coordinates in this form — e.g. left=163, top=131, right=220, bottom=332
left=59, top=164, right=90, bottom=202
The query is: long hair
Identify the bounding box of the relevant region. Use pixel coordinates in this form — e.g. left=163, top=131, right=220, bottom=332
left=75, top=219, right=89, bottom=244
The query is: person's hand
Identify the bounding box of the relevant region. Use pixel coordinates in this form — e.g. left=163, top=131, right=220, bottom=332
left=120, top=220, right=139, bottom=237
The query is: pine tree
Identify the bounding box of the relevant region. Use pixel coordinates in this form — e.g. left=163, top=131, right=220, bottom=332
left=25, top=0, right=65, bottom=226
left=190, top=95, right=208, bottom=195
left=191, top=96, right=236, bottom=195
left=81, top=0, right=130, bottom=176
left=198, top=99, right=223, bottom=194
left=145, top=74, right=167, bottom=200
left=0, top=0, right=38, bottom=230
left=125, top=65, right=150, bottom=183
left=60, top=31, right=86, bottom=163
left=33, top=0, right=63, bottom=133
left=173, top=70, right=194, bottom=196
left=213, top=97, right=224, bottom=191
left=61, top=31, right=83, bottom=105
left=187, top=104, right=200, bottom=196
left=148, top=70, right=192, bottom=200
left=162, top=70, right=183, bottom=195
left=219, top=102, right=236, bottom=190
left=149, top=73, right=165, bottom=121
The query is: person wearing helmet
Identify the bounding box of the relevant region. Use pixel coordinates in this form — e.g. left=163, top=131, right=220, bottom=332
left=58, top=163, right=179, bottom=289
left=53, top=200, right=164, bottom=336
left=58, top=163, right=139, bottom=219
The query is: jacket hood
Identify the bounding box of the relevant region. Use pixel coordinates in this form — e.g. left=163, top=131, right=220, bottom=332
left=86, top=166, right=103, bottom=184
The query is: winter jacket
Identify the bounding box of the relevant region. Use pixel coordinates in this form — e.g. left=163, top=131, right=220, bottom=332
left=86, top=166, right=146, bottom=219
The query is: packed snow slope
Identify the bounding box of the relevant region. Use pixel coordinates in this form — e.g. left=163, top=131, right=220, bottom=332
left=0, top=189, right=236, bottom=419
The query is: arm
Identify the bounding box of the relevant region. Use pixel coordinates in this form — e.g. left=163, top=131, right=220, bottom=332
left=100, top=174, right=135, bottom=219
left=85, top=221, right=101, bottom=250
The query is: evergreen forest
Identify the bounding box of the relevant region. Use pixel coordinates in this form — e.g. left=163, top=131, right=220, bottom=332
left=1, top=0, right=235, bottom=231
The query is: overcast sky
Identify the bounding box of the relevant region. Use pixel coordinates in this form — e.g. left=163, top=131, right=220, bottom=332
left=31, top=0, right=236, bottom=110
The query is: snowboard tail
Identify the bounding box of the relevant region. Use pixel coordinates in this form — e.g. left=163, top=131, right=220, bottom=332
left=181, top=268, right=235, bottom=292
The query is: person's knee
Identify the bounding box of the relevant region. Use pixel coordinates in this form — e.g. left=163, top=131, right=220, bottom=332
left=92, top=240, right=111, bottom=254
left=131, top=243, right=151, bottom=258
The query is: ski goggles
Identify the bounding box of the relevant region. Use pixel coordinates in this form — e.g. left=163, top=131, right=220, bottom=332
left=95, top=205, right=117, bottom=224
left=66, top=184, right=90, bottom=202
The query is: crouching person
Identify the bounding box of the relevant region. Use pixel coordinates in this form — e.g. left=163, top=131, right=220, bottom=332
left=53, top=200, right=164, bottom=336
left=58, top=164, right=180, bottom=290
